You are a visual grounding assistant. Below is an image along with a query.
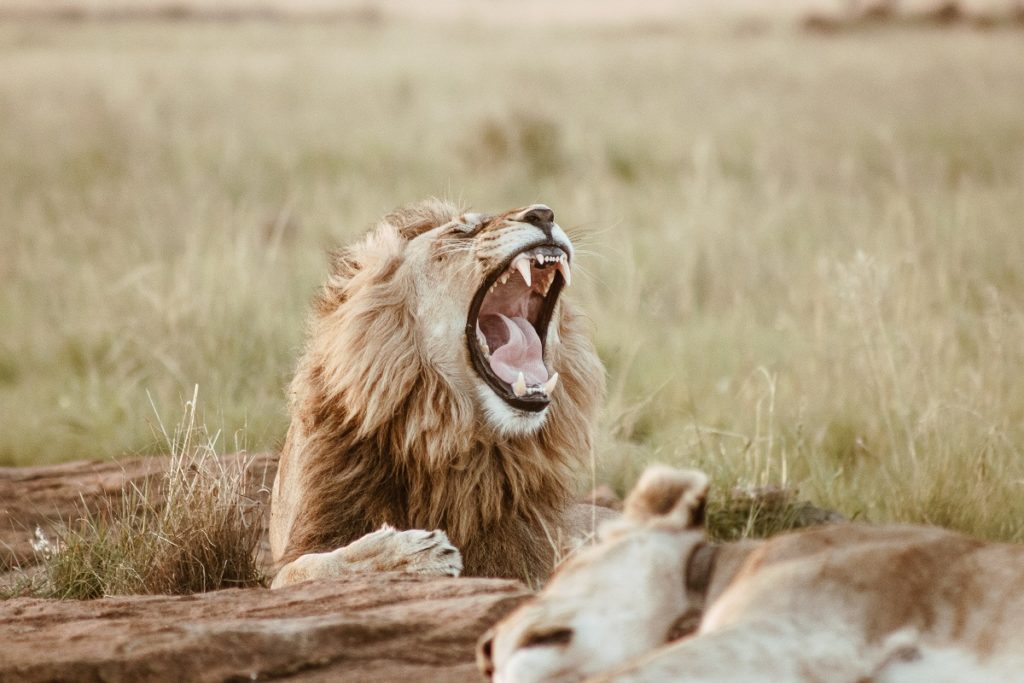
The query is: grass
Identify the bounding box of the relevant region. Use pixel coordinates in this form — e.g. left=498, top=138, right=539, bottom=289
left=5, top=388, right=265, bottom=599
left=1, top=18, right=1023, bottom=547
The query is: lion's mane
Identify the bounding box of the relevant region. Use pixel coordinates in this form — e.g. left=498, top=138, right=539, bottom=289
left=274, top=200, right=604, bottom=583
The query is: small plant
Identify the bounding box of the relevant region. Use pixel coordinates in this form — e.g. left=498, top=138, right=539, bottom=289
left=36, top=387, right=265, bottom=599
left=707, top=485, right=846, bottom=542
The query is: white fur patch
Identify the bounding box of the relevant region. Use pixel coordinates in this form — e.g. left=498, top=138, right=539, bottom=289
left=477, top=385, right=549, bottom=437
left=550, top=223, right=574, bottom=260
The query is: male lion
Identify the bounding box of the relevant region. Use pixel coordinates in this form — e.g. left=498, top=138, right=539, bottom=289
left=480, top=465, right=1024, bottom=682
left=270, top=200, right=609, bottom=588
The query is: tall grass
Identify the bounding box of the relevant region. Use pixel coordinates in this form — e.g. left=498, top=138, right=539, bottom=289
left=30, top=388, right=265, bottom=599
left=1, top=22, right=1022, bottom=542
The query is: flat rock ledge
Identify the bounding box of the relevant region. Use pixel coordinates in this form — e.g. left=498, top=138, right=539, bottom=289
left=0, top=573, right=530, bottom=682
left=0, top=456, right=531, bottom=681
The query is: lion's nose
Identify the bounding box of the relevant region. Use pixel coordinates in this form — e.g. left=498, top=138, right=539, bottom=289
left=517, top=204, right=555, bottom=229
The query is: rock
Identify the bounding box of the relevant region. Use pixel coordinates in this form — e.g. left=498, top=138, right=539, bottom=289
left=0, top=455, right=534, bottom=680
left=728, top=484, right=846, bottom=526
left=709, top=484, right=846, bottom=541
left=0, top=573, right=531, bottom=682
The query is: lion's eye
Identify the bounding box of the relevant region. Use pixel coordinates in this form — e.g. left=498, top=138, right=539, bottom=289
left=451, top=212, right=491, bottom=237
left=520, top=627, right=574, bottom=649
left=665, top=609, right=702, bottom=642
left=452, top=224, right=481, bottom=236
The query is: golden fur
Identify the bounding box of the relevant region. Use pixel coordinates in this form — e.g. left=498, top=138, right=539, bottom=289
left=269, top=200, right=605, bottom=584
left=481, top=465, right=1024, bottom=682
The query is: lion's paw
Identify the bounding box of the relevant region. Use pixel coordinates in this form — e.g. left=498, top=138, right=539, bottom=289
left=369, top=526, right=464, bottom=577
left=271, top=524, right=463, bottom=589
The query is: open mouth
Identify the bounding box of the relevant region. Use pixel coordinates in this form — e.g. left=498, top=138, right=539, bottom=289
left=466, top=243, right=571, bottom=412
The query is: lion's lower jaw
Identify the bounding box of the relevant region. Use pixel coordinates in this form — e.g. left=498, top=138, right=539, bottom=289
left=477, top=385, right=549, bottom=437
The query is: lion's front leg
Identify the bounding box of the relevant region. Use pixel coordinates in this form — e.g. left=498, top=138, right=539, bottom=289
left=270, top=524, right=463, bottom=589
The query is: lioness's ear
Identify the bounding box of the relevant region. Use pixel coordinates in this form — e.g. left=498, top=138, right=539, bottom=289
left=623, top=465, right=709, bottom=530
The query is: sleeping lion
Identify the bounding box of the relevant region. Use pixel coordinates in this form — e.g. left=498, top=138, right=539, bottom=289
left=479, top=465, right=1024, bottom=682
left=270, top=200, right=611, bottom=588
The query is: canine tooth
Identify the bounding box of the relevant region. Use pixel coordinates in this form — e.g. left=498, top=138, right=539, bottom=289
left=476, top=324, right=489, bottom=355
left=557, top=259, right=571, bottom=287
left=513, top=372, right=527, bottom=397
left=515, top=258, right=532, bottom=287
left=543, top=373, right=559, bottom=395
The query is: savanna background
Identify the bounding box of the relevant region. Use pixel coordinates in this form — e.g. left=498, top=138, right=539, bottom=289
left=2, top=0, right=1023, bottom=556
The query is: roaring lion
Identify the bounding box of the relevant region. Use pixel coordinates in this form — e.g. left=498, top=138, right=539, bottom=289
left=269, top=200, right=609, bottom=588
left=480, top=465, right=1024, bottom=682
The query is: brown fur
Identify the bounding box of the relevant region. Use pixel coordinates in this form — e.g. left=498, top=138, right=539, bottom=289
left=276, top=199, right=604, bottom=584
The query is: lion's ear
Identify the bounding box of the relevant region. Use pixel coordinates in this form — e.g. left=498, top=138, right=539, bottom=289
left=319, top=225, right=408, bottom=313
left=622, top=465, right=708, bottom=530
left=328, top=225, right=406, bottom=281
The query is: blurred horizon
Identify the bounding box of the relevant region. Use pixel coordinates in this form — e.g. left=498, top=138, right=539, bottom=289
left=0, top=0, right=1022, bottom=28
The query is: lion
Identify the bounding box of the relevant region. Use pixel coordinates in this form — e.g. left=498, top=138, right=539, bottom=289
left=269, top=200, right=611, bottom=589
left=479, top=465, right=1024, bottom=682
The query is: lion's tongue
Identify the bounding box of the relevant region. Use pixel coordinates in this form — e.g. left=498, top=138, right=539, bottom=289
left=488, top=314, right=549, bottom=386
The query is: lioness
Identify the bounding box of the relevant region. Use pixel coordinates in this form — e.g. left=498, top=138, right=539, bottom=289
left=270, top=200, right=610, bottom=588
left=480, top=465, right=1024, bottom=682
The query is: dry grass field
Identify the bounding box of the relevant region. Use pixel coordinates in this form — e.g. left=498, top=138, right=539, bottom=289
left=2, top=14, right=1023, bottom=544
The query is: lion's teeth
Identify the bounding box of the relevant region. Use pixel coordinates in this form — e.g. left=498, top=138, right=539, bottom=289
left=513, top=372, right=527, bottom=397
left=543, top=373, right=559, bottom=395
left=500, top=272, right=510, bottom=285
left=536, top=254, right=545, bottom=267
left=476, top=323, right=489, bottom=355
left=515, top=258, right=532, bottom=287
left=556, top=259, right=571, bottom=287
